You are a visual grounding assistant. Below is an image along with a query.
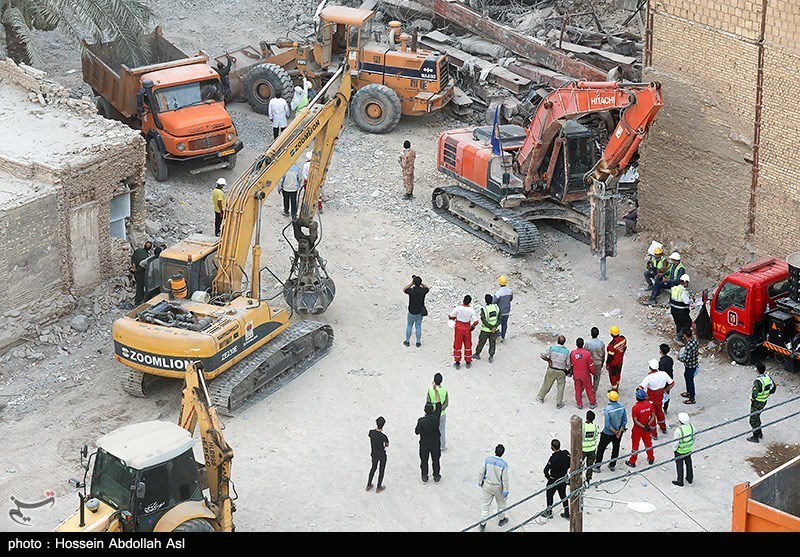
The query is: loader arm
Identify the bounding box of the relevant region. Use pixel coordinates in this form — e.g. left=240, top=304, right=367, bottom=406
left=516, top=81, right=663, bottom=189
left=178, top=361, right=235, bottom=532
left=211, top=63, right=351, bottom=305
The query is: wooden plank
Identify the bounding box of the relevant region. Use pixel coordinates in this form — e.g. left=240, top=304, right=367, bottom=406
left=420, top=36, right=530, bottom=93
left=416, top=0, right=607, bottom=80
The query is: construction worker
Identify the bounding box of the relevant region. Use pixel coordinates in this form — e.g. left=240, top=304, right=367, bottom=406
left=625, top=387, right=656, bottom=468
left=669, top=274, right=693, bottom=341
left=279, top=162, right=302, bottom=219
left=478, top=444, right=510, bottom=531
left=448, top=295, right=478, bottom=369
left=638, top=358, right=674, bottom=436
left=586, top=327, right=606, bottom=394
left=268, top=93, right=291, bottom=139
left=746, top=362, right=777, bottom=443
left=130, top=240, right=153, bottom=305
left=543, top=439, right=571, bottom=519
left=212, top=178, right=227, bottom=236
left=569, top=337, right=597, bottom=410
left=644, top=245, right=668, bottom=288
left=426, top=373, right=449, bottom=451
left=214, top=55, right=233, bottom=101
left=493, top=276, right=513, bottom=341
left=594, top=390, right=627, bottom=472
left=536, top=335, right=570, bottom=409
left=606, top=326, right=627, bottom=392
left=647, top=251, right=685, bottom=304
left=415, top=382, right=443, bottom=483
left=400, top=140, right=416, bottom=198
left=290, top=85, right=309, bottom=116
left=672, top=412, right=695, bottom=487
left=474, top=294, right=500, bottom=363
left=582, top=410, right=599, bottom=484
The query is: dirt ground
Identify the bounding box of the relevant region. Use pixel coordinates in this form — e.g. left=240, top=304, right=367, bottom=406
left=2, top=1, right=800, bottom=534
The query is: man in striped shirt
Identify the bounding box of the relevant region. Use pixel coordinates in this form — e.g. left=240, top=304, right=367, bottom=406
left=478, top=444, right=510, bottom=531
left=449, top=295, right=478, bottom=369
left=677, top=328, right=699, bottom=405
left=537, top=335, right=570, bottom=409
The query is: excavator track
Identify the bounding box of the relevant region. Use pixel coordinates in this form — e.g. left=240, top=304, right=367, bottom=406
left=207, top=320, right=333, bottom=415
left=121, top=368, right=163, bottom=397
left=432, top=186, right=540, bottom=256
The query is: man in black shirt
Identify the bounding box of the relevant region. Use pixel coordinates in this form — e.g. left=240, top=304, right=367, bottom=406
left=403, top=274, right=430, bottom=348
left=659, top=344, right=674, bottom=413
left=367, top=416, right=389, bottom=493
left=415, top=384, right=442, bottom=483
left=543, top=438, right=571, bottom=519
left=131, top=241, right=153, bottom=305
left=215, top=55, right=233, bottom=101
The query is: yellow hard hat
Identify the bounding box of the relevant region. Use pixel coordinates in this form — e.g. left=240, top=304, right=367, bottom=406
left=609, top=325, right=620, bottom=336
left=607, top=390, right=619, bottom=401
left=498, top=275, right=508, bottom=286
left=653, top=247, right=663, bottom=255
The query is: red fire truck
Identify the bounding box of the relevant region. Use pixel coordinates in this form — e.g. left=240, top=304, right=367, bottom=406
left=710, top=254, right=800, bottom=370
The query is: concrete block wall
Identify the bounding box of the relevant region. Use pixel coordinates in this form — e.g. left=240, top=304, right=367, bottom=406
left=639, top=0, right=800, bottom=276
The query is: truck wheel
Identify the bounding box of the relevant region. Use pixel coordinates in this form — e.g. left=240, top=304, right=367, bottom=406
left=225, top=153, right=237, bottom=171
left=351, top=84, right=402, bottom=134
left=148, top=139, right=169, bottom=182
left=727, top=333, right=752, bottom=365
left=243, top=63, right=293, bottom=115
left=172, top=518, right=215, bottom=532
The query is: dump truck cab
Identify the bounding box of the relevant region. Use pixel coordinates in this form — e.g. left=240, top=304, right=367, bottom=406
left=56, top=421, right=214, bottom=533
left=710, top=256, right=800, bottom=368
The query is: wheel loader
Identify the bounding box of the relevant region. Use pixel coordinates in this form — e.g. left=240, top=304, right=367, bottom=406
left=56, top=362, right=234, bottom=532
left=224, top=4, right=453, bottom=134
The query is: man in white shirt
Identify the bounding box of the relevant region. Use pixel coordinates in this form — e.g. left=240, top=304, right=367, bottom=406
left=449, top=295, right=478, bottom=369
left=638, top=359, right=675, bottom=436
left=268, top=95, right=291, bottom=140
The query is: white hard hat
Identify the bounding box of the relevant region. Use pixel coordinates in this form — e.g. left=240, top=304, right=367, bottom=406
left=306, top=151, right=313, bottom=160
left=648, top=359, right=659, bottom=370
left=216, top=177, right=227, bottom=186
left=670, top=252, right=681, bottom=260
left=678, top=412, right=690, bottom=424
left=681, top=274, right=690, bottom=283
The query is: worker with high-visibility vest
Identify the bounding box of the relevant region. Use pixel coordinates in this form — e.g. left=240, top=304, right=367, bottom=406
left=669, top=274, right=692, bottom=342
left=474, top=294, right=501, bottom=363
left=747, top=362, right=777, bottom=443
left=672, top=412, right=695, bottom=487
left=426, top=373, right=449, bottom=451
left=582, top=410, right=599, bottom=484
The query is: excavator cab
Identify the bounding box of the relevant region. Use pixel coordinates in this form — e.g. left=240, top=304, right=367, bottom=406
left=143, top=234, right=220, bottom=301
left=541, top=120, right=597, bottom=202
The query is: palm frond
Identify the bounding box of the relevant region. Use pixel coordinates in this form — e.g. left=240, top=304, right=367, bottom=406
left=2, top=5, right=41, bottom=65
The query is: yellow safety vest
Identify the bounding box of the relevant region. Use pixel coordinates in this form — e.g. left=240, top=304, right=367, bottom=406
left=582, top=422, right=598, bottom=452
left=676, top=423, right=695, bottom=455
left=670, top=284, right=688, bottom=309
left=755, top=375, right=773, bottom=403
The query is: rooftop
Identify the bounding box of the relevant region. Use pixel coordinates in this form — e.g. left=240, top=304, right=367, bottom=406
left=0, top=170, right=56, bottom=211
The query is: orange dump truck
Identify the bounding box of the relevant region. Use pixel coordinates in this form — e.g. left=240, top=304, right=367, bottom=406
left=82, top=26, right=242, bottom=181
left=732, top=454, right=800, bottom=531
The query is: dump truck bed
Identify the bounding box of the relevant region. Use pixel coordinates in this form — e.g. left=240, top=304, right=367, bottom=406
left=81, top=25, right=208, bottom=118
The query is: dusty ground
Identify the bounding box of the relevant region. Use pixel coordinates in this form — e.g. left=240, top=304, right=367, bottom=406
left=2, top=1, right=800, bottom=534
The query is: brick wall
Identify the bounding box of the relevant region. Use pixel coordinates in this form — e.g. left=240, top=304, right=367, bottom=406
left=639, top=0, right=800, bottom=276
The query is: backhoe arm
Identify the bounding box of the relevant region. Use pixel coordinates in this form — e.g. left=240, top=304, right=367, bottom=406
left=516, top=81, right=663, bottom=189
left=212, top=64, right=351, bottom=306
left=179, top=362, right=235, bottom=532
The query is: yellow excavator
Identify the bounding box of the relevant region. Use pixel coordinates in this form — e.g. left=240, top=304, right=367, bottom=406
left=112, top=63, right=351, bottom=413
left=56, top=362, right=234, bottom=532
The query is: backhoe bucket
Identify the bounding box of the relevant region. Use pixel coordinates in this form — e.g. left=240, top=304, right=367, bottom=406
left=284, top=220, right=335, bottom=314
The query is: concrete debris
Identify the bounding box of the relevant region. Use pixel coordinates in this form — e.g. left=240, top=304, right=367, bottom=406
left=69, top=315, right=91, bottom=333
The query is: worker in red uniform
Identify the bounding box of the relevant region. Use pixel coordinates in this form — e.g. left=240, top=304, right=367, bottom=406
left=625, top=388, right=656, bottom=468
left=638, top=358, right=675, bottom=437
left=449, top=295, right=478, bottom=369
left=569, top=337, right=597, bottom=409
left=606, top=326, right=627, bottom=392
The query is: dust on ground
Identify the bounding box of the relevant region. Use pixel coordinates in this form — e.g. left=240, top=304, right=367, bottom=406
left=747, top=443, right=800, bottom=477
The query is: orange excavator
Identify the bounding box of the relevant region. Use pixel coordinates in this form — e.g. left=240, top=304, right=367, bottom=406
left=433, top=80, right=664, bottom=254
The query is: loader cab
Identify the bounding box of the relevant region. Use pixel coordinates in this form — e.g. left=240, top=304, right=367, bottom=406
left=144, top=234, right=219, bottom=299
left=316, top=6, right=374, bottom=71
left=543, top=120, right=597, bottom=202
left=89, top=421, right=203, bottom=532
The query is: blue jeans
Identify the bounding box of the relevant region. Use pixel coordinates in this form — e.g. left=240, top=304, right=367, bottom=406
left=406, top=312, right=423, bottom=343
left=684, top=366, right=697, bottom=401
left=650, top=279, right=678, bottom=301
left=500, top=314, right=509, bottom=339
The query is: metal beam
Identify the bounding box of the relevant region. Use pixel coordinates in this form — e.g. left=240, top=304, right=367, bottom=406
left=417, top=0, right=607, bottom=80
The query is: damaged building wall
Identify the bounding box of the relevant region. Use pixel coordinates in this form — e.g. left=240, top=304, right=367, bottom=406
left=0, top=59, right=146, bottom=349
left=639, top=0, right=800, bottom=273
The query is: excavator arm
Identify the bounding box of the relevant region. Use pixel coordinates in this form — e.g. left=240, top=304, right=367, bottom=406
left=178, top=361, right=235, bottom=532
left=212, top=63, right=351, bottom=314
left=516, top=81, right=663, bottom=189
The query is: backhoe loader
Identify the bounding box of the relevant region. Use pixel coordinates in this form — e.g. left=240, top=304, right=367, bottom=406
left=56, top=362, right=234, bottom=532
